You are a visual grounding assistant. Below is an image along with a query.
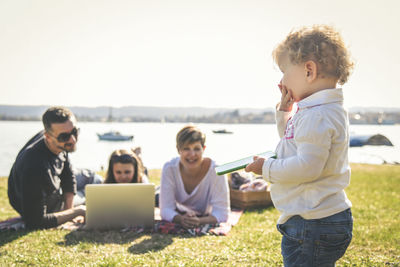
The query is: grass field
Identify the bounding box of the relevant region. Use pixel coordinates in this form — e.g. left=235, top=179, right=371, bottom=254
left=1, top=164, right=399, bottom=266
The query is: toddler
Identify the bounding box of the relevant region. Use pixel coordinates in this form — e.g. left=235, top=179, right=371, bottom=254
left=246, top=25, right=354, bottom=266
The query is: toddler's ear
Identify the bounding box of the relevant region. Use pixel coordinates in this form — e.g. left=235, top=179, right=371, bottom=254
left=304, top=60, right=317, bottom=82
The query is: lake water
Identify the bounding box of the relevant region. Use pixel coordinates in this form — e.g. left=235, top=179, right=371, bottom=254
left=0, top=121, right=399, bottom=176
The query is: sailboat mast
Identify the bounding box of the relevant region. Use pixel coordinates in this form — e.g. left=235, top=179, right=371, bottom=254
left=107, top=107, right=113, bottom=122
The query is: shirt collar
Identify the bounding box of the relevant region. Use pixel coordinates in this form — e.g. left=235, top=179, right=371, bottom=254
left=297, top=88, right=343, bottom=109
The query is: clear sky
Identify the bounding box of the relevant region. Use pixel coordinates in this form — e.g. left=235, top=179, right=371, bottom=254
left=1, top=0, right=399, bottom=109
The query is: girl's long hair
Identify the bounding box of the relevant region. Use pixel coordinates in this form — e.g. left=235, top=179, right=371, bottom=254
left=104, top=149, right=145, bottom=183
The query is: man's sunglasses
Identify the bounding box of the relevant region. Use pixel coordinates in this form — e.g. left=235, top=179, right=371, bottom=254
left=51, top=127, right=80, bottom=142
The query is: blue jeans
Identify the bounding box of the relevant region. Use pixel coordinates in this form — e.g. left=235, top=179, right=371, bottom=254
left=73, top=168, right=104, bottom=206
left=277, top=209, right=353, bottom=267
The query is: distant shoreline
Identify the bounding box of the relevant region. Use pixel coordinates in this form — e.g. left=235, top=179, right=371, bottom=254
left=0, top=117, right=398, bottom=125
left=1, top=104, right=400, bottom=125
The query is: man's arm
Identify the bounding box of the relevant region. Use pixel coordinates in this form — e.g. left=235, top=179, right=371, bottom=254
left=63, top=192, right=74, bottom=210
left=59, top=156, right=77, bottom=212
left=60, top=156, right=77, bottom=197
left=21, top=167, right=82, bottom=229
left=53, top=205, right=86, bottom=225
left=21, top=167, right=59, bottom=229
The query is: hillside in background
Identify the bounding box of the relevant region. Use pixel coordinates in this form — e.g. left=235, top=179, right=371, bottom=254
left=0, top=105, right=270, bottom=119
left=0, top=104, right=399, bottom=124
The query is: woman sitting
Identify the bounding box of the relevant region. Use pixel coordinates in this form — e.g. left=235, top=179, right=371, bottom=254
left=160, top=125, right=230, bottom=229
left=105, top=149, right=149, bottom=184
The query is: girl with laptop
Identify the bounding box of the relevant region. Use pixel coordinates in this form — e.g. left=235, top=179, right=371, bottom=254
left=104, top=149, right=149, bottom=184
left=160, top=125, right=230, bottom=229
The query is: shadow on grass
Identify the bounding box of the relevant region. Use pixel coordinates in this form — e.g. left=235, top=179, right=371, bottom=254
left=0, top=230, right=31, bottom=247
left=127, top=233, right=173, bottom=254
left=60, top=229, right=150, bottom=246
left=242, top=205, right=275, bottom=214
left=59, top=230, right=177, bottom=254
left=127, top=230, right=206, bottom=254
left=127, top=232, right=203, bottom=254
left=59, top=229, right=202, bottom=254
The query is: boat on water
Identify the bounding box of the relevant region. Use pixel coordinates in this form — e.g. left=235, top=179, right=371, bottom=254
left=97, top=107, right=134, bottom=141
left=97, top=131, right=134, bottom=141
left=350, top=134, right=393, bottom=147
left=212, top=129, right=233, bottom=134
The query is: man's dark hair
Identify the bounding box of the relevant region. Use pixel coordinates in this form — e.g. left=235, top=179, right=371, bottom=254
left=42, top=106, right=74, bottom=132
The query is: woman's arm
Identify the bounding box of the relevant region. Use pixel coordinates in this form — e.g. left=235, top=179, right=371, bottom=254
left=209, top=172, right=230, bottom=223
left=179, top=213, right=217, bottom=228
left=159, top=162, right=179, bottom=222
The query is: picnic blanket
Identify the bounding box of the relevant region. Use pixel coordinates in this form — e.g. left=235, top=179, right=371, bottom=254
left=0, top=216, right=25, bottom=231
left=0, top=208, right=243, bottom=236
left=153, top=208, right=243, bottom=236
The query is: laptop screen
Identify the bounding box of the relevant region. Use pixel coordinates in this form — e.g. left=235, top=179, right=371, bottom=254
left=85, top=183, right=155, bottom=230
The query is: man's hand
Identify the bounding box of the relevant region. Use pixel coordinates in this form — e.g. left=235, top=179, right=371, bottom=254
left=72, top=215, right=85, bottom=224
left=55, top=204, right=86, bottom=225
left=74, top=205, right=86, bottom=217
left=245, top=156, right=265, bottom=175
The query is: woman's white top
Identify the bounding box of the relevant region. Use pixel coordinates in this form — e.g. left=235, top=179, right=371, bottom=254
left=262, top=88, right=352, bottom=224
left=141, top=174, right=149, bottom=184
left=160, top=157, right=230, bottom=223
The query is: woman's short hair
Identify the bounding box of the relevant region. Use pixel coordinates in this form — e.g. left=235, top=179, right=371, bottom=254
left=272, top=24, right=354, bottom=85
left=105, top=149, right=145, bottom=183
left=176, top=125, right=206, bottom=151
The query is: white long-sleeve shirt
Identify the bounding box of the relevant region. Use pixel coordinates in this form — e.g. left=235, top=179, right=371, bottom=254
left=141, top=174, right=149, bottom=184
left=160, top=157, right=230, bottom=223
left=263, top=88, right=352, bottom=224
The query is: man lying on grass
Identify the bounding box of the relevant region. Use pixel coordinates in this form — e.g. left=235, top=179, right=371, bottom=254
left=8, top=107, right=87, bottom=229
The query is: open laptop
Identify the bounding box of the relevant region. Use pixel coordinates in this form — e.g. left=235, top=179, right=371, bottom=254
left=85, top=183, right=155, bottom=230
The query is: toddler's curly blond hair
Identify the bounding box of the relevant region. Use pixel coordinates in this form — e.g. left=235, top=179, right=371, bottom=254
left=272, top=25, right=354, bottom=85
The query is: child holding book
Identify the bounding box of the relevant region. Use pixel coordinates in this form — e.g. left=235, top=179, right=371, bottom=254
left=245, top=25, right=354, bottom=266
